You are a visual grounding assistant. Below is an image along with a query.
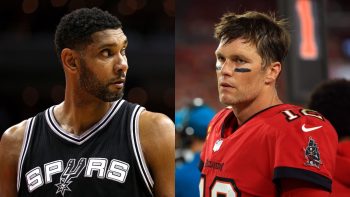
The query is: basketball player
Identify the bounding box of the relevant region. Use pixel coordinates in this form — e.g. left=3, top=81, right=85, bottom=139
left=308, top=79, right=350, bottom=196
left=199, top=11, right=338, bottom=196
left=0, top=8, right=174, bottom=197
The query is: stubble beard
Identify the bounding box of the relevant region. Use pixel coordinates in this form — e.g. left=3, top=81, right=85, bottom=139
left=219, top=89, right=253, bottom=107
left=79, top=60, right=124, bottom=102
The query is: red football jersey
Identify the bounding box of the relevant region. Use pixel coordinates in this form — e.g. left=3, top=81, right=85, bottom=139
left=200, top=104, right=338, bottom=197
left=331, top=141, right=350, bottom=196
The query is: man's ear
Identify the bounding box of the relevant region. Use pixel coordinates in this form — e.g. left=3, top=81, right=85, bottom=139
left=61, top=48, right=78, bottom=72
left=265, top=62, right=281, bottom=84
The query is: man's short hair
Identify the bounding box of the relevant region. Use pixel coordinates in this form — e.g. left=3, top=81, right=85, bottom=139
left=308, top=79, right=350, bottom=140
left=214, top=11, right=290, bottom=67
left=54, top=7, right=122, bottom=61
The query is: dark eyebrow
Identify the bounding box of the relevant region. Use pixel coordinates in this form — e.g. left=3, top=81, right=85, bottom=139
left=215, top=51, right=249, bottom=61
left=231, top=54, right=250, bottom=61
left=98, top=39, right=128, bottom=50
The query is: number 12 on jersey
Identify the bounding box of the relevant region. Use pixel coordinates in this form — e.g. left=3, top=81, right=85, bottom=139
left=282, top=108, right=324, bottom=122
left=199, top=175, right=241, bottom=197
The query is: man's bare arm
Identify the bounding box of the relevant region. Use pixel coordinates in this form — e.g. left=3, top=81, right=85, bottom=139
left=139, top=111, right=175, bottom=197
left=0, top=120, right=27, bottom=197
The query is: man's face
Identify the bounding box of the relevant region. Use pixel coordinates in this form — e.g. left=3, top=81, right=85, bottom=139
left=78, top=28, right=128, bottom=102
left=215, top=38, right=267, bottom=106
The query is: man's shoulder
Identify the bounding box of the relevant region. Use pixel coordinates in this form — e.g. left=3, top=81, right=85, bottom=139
left=1, top=120, right=28, bottom=144
left=138, top=110, right=175, bottom=197
left=138, top=110, right=174, bottom=145
left=0, top=119, right=29, bottom=164
left=262, top=104, right=328, bottom=126
left=263, top=104, right=337, bottom=139
left=139, top=110, right=174, bottom=132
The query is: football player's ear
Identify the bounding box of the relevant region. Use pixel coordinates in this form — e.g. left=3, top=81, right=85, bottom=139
left=265, top=62, right=281, bottom=84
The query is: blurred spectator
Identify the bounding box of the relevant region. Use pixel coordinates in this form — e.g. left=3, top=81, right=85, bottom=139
left=308, top=79, right=350, bottom=196
left=175, top=98, right=215, bottom=197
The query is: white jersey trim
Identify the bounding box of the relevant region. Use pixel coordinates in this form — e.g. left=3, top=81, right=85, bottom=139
left=45, top=99, right=124, bottom=145
left=17, top=117, right=36, bottom=191
left=130, top=106, right=154, bottom=196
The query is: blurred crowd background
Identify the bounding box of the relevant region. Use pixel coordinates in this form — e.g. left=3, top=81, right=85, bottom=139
left=0, top=0, right=174, bottom=134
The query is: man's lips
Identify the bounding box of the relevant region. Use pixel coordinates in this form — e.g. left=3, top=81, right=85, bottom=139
left=219, top=82, right=234, bottom=88
left=110, top=80, right=125, bottom=88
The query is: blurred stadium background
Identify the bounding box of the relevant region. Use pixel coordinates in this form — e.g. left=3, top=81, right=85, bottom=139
left=0, top=0, right=174, bottom=134
left=176, top=0, right=350, bottom=111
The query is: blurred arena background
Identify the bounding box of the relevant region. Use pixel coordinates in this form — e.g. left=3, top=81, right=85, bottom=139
left=176, top=0, right=350, bottom=111
left=0, top=0, right=174, bottom=134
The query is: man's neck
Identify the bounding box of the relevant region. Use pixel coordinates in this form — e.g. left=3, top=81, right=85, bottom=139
left=231, top=92, right=282, bottom=126
left=53, top=97, right=113, bottom=136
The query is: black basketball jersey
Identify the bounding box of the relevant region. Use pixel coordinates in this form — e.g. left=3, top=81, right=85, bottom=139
left=17, top=99, right=154, bottom=197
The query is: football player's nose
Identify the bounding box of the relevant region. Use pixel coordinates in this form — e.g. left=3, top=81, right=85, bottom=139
left=220, top=61, right=233, bottom=76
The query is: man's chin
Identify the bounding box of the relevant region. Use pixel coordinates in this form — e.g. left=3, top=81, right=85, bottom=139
left=219, top=95, right=232, bottom=105
left=109, top=93, right=124, bottom=102
left=109, top=88, right=124, bottom=100
left=220, top=97, right=240, bottom=107
left=99, top=91, right=124, bottom=102
left=220, top=99, right=232, bottom=106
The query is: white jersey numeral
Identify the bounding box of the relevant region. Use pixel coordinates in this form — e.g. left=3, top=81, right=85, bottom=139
left=282, top=110, right=300, bottom=121
left=199, top=176, right=239, bottom=197
left=211, top=181, right=237, bottom=197
left=282, top=109, right=324, bottom=121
